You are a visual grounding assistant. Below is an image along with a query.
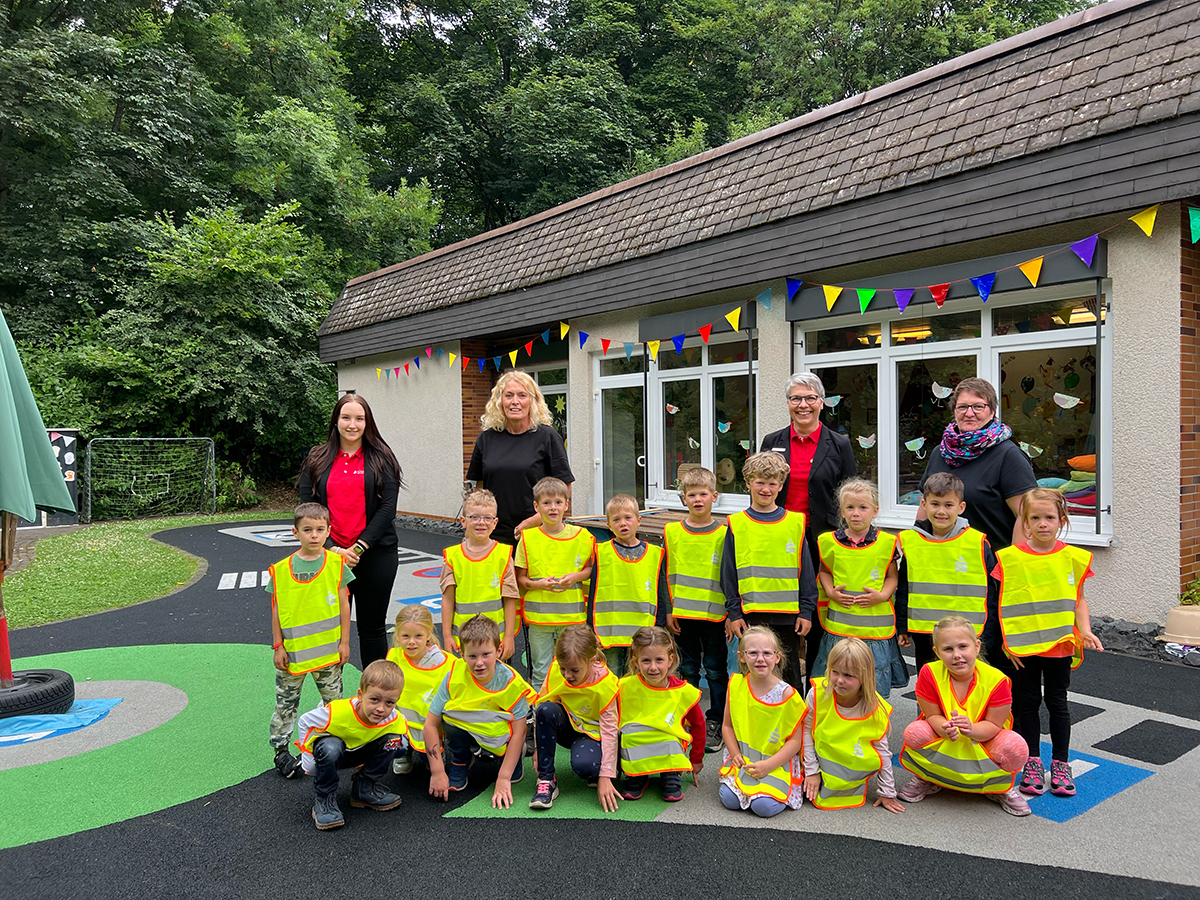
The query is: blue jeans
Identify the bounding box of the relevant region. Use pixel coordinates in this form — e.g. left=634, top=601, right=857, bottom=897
left=675, top=618, right=729, bottom=725
left=311, top=735, right=397, bottom=800
left=812, top=632, right=909, bottom=699
left=719, top=783, right=786, bottom=817
left=527, top=624, right=565, bottom=694
left=534, top=701, right=602, bottom=782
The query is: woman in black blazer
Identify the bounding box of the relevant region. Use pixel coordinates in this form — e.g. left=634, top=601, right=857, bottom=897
left=759, top=372, right=856, bottom=682
left=299, top=392, right=403, bottom=666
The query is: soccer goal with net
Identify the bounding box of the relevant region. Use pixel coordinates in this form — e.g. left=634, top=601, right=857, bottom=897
left=83, top=438, right=216, bottom=522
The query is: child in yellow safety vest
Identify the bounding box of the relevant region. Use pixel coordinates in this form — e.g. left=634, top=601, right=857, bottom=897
left=587, top=494, right=669, bottom=676
left=530, top=625, right=621, bottom=811
left=898, top=616, right=1031, bottom=816
left=386, top=605, right=452, bottom=775
left=617, top=626, right=706, bottom=802
left=719, top=626, right=807, bottom=817
left=802, top=637, right=903, bottom=813
left=440, top=489, right=520, bottom=658
left=994, top=489, right=1103, bottom=799
left=295, top=659, right=407, bottom=830
left=267, top=502, right=353, bottom=779
left=423, top=614, right=536, bottom=809
left=813, top=479, right=908, bottom=700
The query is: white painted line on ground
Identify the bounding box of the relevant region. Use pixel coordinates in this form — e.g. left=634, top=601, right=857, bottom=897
left=238, top=571, right=257, bottom=589
left=217, top=572, right=237, bottom=590
left=1070, top=759, right=1099, bottom=778
left=262, top=570, right=269, bottom=587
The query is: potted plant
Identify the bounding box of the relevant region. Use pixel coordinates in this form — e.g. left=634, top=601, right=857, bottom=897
left=1162, top=578, right=1200, bottom=645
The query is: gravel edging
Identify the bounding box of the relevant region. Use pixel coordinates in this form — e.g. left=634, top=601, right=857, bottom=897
left=1090, top=616, right=1200, bottom=666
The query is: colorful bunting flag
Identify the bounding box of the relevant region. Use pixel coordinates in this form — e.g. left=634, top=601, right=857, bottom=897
left=478, top=358, right=485, bottom=372
left=1070, top=234, right=1098, bottom=267
left=560, top=322, right=570, bottom=340
left=786, top=278, right=803, bottom=302
left=541, top=329, right=551, bottom=345
left=1130, top=205, right=1158, bottom=237
left=672, top=334, right=686, bottom=353
left=425, top=347, right=432, bottom=358
left=970, top=273, right=996, bottom=303
left=894, top=289, right=914, bottom=313
left=757, top=288, right=772, bottom=310
left=463, top=357, right=471, bottom=370
left=857, top=288, right=876, bottom=314
left=394, top=367, right=400, bottom=378
left=1018, top=257, right=1043, bottom=287
left=601, top=338, right=611, bottom=355
left=647, top=340, right=660, bottom=361
left=822, top=285, right=843, bottom=311
left=624, top=342, right=635, bottom=360
left=1190, top=207, right=1200, bottom=244
left=725, top=307, right=742, bottom=331
left=508, top=349, right=519, bottom=367
left=376, top=368, right=381, bottom=380
left=385, top=368, right=391, bottom=379
left=493, top=356, right=502, bottom=370
left=579, top=331, right=589, bottom=349
left=435, top=347, right=443, bottom=360
left=414, top=356, right=420, bottom=369
left=524, top=340, right=534, bottom=356
left=929, top=284, right=949, bottom=308
left=448, top=352, right=456, bottom=368
left=699, top=323, right=713, bottom=343
left=404, top=363, right=410, bottom=375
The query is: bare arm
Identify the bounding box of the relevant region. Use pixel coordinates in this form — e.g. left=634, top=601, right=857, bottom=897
left=338, top=587, right=351, bottom=664
left=441, top=585, right=457, bottom=653
left=1007, top=492, right=1030, bottom=546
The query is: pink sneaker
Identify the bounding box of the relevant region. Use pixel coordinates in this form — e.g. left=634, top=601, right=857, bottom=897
left=1019, top=758, right=1046, bottom=796
left=1049, top=760, right=1076, bottom=797
left=988, top=786, right=1032, bottom=817
left=897, top=778, right=942, bottom=803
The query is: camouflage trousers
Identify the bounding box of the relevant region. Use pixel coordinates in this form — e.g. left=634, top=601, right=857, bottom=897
left=270, top=664, right=343, bottom=750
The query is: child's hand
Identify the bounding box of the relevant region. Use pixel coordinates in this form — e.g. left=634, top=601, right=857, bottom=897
left=692, top=760, right=704, bottom=779
left=492, top=777, right=514, bottom=809
left=803, top=773, right=821, bottom=802
left=666, top=615, right=681, bottom=634
left=829, top=585, right=858, bottom=607
left=429, top=772, right=450, bottom=801
left=794, top=616, right=811, bottom=636
left=500, top=634, right=515, bottom=660
left=273, top=645, right=288, bottom=672
left=726, top=750, right=745, bottom=771
left=1008, top=652, right=1026, bottom=670
left=744, top=760, right=772, bottom=779
left=874, top=795, right=906, bottom=814
left=338, top=640, right=350, bottom=665
left=1082, top=631, right=1104, bottom=651
left=949, top=713, right=973, bottom=737
left=858, top=588, right=888, bottom=606
left=941, top=720, right=961, bottom=741
left=726, top=618, right=747, bottom=642
left=898, top=633, right=912, bottom=647
left=597, top=777, right=621, bottom=812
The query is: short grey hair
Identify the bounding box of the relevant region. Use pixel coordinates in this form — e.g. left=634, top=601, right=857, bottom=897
left=785, top=372, right=826, bottom=400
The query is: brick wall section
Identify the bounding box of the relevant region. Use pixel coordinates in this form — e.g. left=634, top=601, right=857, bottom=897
left=1181, top=203, right=1200, bottom=589
left=460, top=339, right=495, bottom=482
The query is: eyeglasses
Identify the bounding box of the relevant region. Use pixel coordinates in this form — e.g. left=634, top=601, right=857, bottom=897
left=464, top=515, right=496, bottom=523
left=787, top=395, right=822, bottom=406
left=954, top=403, right=990, bottom=414
left=742, top=650, right=778, bottom=659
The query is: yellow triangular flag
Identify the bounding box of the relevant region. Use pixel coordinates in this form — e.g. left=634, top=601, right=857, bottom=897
left=376, top=368, right=381, bottom=380
left=647, top=340, right=660, bottom=361
left=1130, top=205, right=1158, bottom=236
left=560, top=322, right=570, bottom=340
left=822, top=285, right=843, bottom=311
left=448, top=352, right=456, bottom=368
left=1017, top=257, right=1043, bottom=287
left=508, top=349, right=518, bottom=367
left=725, top=307, right=741, bottom=331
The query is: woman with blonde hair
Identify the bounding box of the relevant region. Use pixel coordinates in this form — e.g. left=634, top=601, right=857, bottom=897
left=467, top=370, right=574, bottom=546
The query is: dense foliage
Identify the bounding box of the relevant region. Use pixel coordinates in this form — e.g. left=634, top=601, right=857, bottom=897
left=1, top=0, right=1086, bottom=475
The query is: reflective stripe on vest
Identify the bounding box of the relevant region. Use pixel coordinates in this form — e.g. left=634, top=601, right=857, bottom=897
left=296, top=697, right=407, bottom=755
left=997, top=543, right=1091, bottom=664
left=519, top=526, right=595, bottom=626
left=535, top=659, right=619, bottom=740
left=593, top=541, right=661, bottom=648
left=664, top=521, right=727, bottom=622
left=271, top=549, right=344, bottom=675
left=443, top=542, right=512, bottom=638
left=898, top=659, right=1016, bottom=793
left=816, top=532, right=898, bottom=639
left=616, top=674, right=701, bottom=776
left=729, top=511, right=806, bottom=615
left=901, top=528, right=989, bottom=635
left=386, top=647, right=453, bottom=753
left=717, top=673, right=807, bottom=803
left=808, top=677, right=892, bottom=810
left=442, top=661, right=535, bottom=756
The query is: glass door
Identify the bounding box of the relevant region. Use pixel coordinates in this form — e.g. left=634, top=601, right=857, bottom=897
left=601, top=385, right=645, bottom=505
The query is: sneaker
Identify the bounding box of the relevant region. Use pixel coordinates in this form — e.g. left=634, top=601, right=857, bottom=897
left=312, top=794, right=344, bottom=830
left=1019, top=758, right=1046, bottom=796
left=274, top=748, right=302, bottom=779
left=705, top=720, right=724, bottom=754
left=448, top=762, right=470, bottom=792
left=1049, top=760, right=1076, bottom=797
left=988, top=786, right=1032, bottom=817
left=897, top=778, right=942, bottom=803
left=661, top=772, right=684, bottom=802
left=529, top=778, right=559, bottom=810
left=619, top=774, right=649, bottom=800
left=392, top=753, right=413, bottom=775
left=510, top=756, right=524, bottom=785
left=350, top=775, right=403, bottom=811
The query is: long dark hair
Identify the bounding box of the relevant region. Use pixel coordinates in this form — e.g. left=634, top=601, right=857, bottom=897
left=300, top=393, right=404, bottom=491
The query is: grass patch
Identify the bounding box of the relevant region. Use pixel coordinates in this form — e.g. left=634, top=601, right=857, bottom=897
left=3, top=511, right=288, bottom=628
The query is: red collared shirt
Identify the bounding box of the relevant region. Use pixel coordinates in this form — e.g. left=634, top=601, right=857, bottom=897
left=327, top=448, right=367, bottom=547
left=784, top=423, right=821, bottom=514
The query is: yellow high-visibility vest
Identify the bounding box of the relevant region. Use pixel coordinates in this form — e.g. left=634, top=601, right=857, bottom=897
left=616, top=674, right=701, bottom=776
left=535, top=658, right=619, bottom=740
left=442, top=660, right=535, bottom=757
left=519, top=526, right=595, bottom=626
left=664, top=521, right=727, bottom=622
left=296, top=697, right=408, bottom=754
left=817, top=532, right=898, bottom=639
left=997, top=543, right=1091, bottom=667
left=386, top=647, right=453, bottom=753
left=271, top=549, right=344, bottom=675
left=901, top=528, right=989, bottom=635
left=808, top=677, right=892, bottom=809
left=443, top=541, right=512, bottom=638
left=593, top=541, right=661, bottom=648
left=899, top=659, right=1016, bottom=794
left=718, top=673, right=807, bottom=802
left=728, top=510, right=806, bottom=615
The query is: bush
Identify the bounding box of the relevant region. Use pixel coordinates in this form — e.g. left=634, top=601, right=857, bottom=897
left=216, top=461, right=264, bottom=511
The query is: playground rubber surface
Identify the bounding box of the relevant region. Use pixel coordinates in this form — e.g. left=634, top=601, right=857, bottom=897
left=2, top=520, right=1199, bottom=899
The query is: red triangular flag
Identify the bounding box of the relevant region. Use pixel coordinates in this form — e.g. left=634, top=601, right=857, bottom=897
left=462, top=357, right=471, bottom=370
left=699, top=323, right=713, bottom=343
left=404, top=363, right=410, bottom=375
left=929, top=283, right=950, bottom=308
left=601, top=338, right=611, bottom=355
left=524, top=340, right=534, bottom=356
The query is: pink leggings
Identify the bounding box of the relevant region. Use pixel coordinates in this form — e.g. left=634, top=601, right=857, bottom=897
left=904, top=720, right=1029, bottom=773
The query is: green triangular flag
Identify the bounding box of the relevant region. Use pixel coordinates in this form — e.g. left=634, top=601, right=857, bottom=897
left=857, top=288, right=877, bottom=314
left=1190, top=207, right=1200, bottom=244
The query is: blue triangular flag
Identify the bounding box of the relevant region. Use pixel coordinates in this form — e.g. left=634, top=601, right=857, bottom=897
left=757, top=288, right=771, bottom=310
left=671, top=334, right=686, bottom=354
left=579, top=331, right=589, bottom=349
left=786, top=278, right=803, bottom=301
left=493, top=356, right=502, bottom=370
left=414, top=357, right=420, bottom=369
left=385, top=368, right=390, bottom=379
left=478, top=358, right=485, bottom=372
left=970, top=272, right=996, bottom=303
left=436, top=347, right=443, bottom=360
left=1070, top=234, right=1098, bottom=267
left=624, top=342, right=634, bottom=360
left=541, top=329, right=551, bottom=345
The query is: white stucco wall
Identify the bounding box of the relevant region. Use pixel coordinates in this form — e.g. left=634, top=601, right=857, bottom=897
left=337, top=342, right=464, bottom=520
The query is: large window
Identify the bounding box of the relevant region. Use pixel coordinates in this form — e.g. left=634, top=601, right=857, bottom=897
left=529, top=364, right=568, bottom=443
left=796, top=283, right=1109, bottom=542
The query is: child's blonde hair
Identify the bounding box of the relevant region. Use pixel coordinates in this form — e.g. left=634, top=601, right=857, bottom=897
left=462, top=488, right=498, bottom=514
left=359, top=659, right=404, bottom=694
left=555, top=624, right=604, bottom=669
left=932, top=615, right=979, bottom=646
left=626, top=626, right=679, bottom=676
left=533, top=476, right=570, bottom=502
left=737, top=625, right=785, bottom=676
left=459, top=613, right=502, bottom=650
left=823, top=637, right=878, bottom=713
left=837, top=477, right=879, bottom=509
left=680, top=466, right=717, bottom=493
left=1019, top=487, right=1069, bottom=533
left=605, top=493, right=640, bottom=518
left=743, top=451, right=790, bottom=482
left=394, top=605, right=439, bottom=650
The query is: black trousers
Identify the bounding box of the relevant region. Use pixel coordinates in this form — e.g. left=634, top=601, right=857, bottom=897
left=347, top=544, right=399, bottom=667
left=1012, top=654, right=1072, bottom=761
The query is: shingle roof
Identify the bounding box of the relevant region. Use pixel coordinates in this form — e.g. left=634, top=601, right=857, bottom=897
left=319, top=0, right=1199, bottom=339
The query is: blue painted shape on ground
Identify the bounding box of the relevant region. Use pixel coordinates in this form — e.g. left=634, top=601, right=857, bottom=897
left=396, top=593, right=442, bottom=611
left=1026, top=743, right=1153, bottom=823
left=0, top=698, right=123, bottom=745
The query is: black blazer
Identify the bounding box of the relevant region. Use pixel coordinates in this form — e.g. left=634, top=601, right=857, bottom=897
left=298, top=461, right=399, bottom=549
left=759, top=423, right=857, bottom=535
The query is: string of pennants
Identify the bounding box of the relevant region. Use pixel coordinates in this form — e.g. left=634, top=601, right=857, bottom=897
left=376, top=205, right=1184, bottom=382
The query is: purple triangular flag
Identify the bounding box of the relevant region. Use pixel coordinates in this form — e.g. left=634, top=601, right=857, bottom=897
left=624, top=342, right=634, bottom=360
left=786, top=278, right=803, bottom=301
left=671, top=334, right=686, bottom=354
left=1070, top=234, right=1098, bottom=267
left=894, top=288, right=915, bottom=313
left=970, top=273, right=996, bottom=303
left=579, top=331, right=589, bottom=349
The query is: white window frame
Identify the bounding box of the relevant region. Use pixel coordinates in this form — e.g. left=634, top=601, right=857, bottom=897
left=794, top=280, right=1112, bottom=545
left=592, top=349, right=649, bottom=512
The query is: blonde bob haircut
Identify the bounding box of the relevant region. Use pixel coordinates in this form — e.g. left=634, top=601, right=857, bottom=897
left=822, top=637, right=878, bottom=714
left=480, top=370, right=554, bottom=431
